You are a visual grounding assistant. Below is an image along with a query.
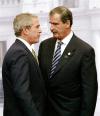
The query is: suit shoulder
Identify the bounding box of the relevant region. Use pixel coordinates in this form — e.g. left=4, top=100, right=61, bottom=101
left=75, top=36, right=94, bottom=51
left=6, top=43, right=24, bottom=55
left=4, top=42, right=28, bottom=62
left=41, top=37, right=54, bottom=44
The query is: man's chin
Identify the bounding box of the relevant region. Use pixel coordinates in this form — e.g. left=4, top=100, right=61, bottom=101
left=31, top=40, right=39, bottom=44
left=53, top=35, right=62, bottom=40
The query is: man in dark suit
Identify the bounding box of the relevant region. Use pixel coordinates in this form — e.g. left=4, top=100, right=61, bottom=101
left=2, top=13, right=46, bottom=116
left=38, top=6, right=98, bottom=116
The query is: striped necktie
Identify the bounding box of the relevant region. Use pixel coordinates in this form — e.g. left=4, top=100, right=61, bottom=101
left=32, top=49, right=39, bottom=64
left=49, top=41, right=63, bottom=78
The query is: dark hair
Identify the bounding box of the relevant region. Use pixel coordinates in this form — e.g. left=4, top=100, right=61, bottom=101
left=49, top=6, right=73, bottom=26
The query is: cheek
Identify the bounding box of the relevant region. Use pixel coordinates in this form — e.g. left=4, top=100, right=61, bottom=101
left=57, top=29, right=62, bottom=33
left=31, top=31, right=34, bottom=35
left=30, top=31, right=36, bottom=36
left=32, top=30, right=37, bottom=35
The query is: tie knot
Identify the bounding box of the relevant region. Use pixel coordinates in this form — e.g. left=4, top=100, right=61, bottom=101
left=57, top=41, right=63, bottom=47
left=32, top=49, right=36, bottom=56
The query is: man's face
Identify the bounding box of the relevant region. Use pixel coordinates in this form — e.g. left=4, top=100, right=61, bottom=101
left=49, top=13, right=69, bottom=40
left=27, top=17, right=42, bottom=44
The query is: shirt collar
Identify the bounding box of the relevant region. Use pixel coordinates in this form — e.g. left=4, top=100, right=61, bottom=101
left=57, top=31, right=73, bottom=46
left=17, top=37, right=32, bottom=52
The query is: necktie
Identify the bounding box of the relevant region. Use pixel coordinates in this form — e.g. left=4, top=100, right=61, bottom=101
left=32, top=49, right=39, bottom=64
left=49, top=41, right=63, bottom=78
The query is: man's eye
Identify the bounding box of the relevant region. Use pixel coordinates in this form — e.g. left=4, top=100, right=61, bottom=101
left=36, top=26, right=39, bottom=28
left=53, top=23, right=58, bottom=25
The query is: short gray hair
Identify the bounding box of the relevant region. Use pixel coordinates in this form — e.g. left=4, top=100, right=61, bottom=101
left=13, top=13, right=37, bottom=37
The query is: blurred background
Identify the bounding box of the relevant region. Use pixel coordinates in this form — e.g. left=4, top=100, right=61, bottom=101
left=0, top=0, right=100, bottom=116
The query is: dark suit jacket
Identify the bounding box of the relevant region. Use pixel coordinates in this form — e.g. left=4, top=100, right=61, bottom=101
left=38, top=34, right=98, bottom=116
left=2, top=39, right=46, bottom=116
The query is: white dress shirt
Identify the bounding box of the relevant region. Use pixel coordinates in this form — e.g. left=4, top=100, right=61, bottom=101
left=54, top=31, right=73, bottom=55
left=17, top=37, right=33, bottom=53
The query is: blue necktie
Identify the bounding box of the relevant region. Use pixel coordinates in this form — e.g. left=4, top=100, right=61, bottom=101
left=49, top=41, right=63, bottom=78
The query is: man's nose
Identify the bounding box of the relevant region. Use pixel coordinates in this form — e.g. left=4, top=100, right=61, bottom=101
left=50, top=24, right=54, bottom=31
left=39, top=28, right=42, bottom=33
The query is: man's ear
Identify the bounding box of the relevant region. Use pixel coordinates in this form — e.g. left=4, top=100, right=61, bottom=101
left=65, top=20, right=71, bottom=28
left=22, top=27, right=30, bottom=35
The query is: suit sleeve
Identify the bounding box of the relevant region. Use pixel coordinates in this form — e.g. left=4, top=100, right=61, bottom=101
left=80, top=48, right=98, bottom=116
left=10, top=51, right=40, bottom=116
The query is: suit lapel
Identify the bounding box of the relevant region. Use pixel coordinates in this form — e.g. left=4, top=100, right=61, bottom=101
left=15, top=39, right=38, bottom=66
left=52, top=34, right=77, bottom=77
left=46, top=39, right=57, bottom=76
